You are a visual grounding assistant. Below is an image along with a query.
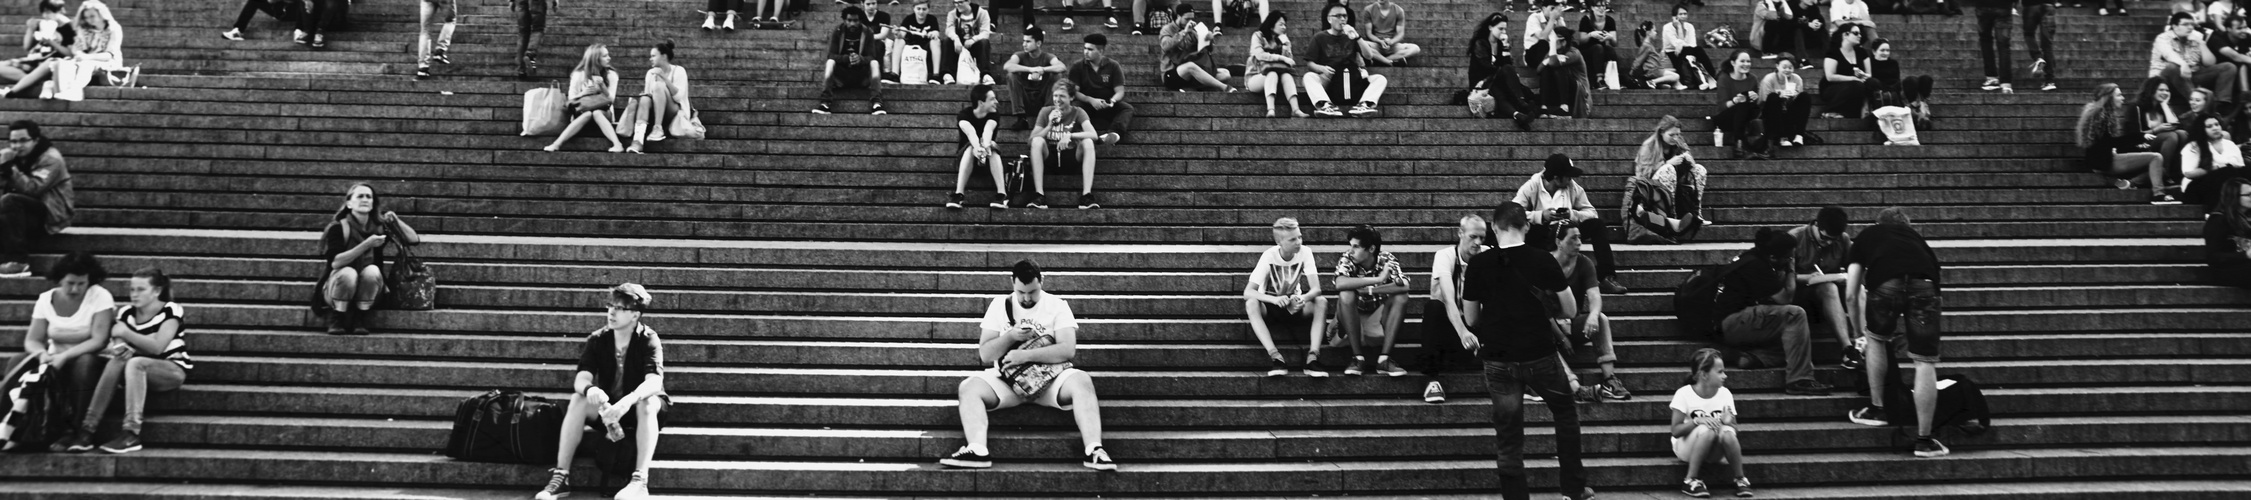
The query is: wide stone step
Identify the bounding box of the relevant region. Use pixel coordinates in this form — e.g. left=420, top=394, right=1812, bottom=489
left=7, top=480, right=2250, bottom=500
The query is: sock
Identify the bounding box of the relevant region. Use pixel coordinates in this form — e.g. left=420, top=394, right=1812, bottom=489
left=967, top=443, right=989, bottom=455
left=1084, top=443, right=1102, bottom=455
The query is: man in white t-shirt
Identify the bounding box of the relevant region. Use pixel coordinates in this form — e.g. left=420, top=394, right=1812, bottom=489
left=1417, top=214, right=1487, bottom=403
left=941, top=259, right=1116, bottom=471
left=1245, top=217, right=1333, bottom=377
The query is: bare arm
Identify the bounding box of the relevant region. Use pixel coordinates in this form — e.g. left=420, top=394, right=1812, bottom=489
left=23, top=317, right=46, bottom=354
left=111, top=316, right=178, bottom=354
left=977, top=326, right=1025, bottom=364
left=1244, top=261, right=1288, bottom=305
left=1005, top=326, right=1078, bottom=365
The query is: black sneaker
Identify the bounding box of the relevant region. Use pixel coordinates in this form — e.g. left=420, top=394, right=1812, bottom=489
left=1913, top=436, right=1950, bottom=458
left=1733, top=477, right=1755, bottom=498
left=1683, top=478, right=1712, bottom=498
left=532, top=468, right=570, bottom=500
left=1343, top=356, right=1366, bottom=376
left=987, top=193, right=1008, bottom=210
left=2152, top=192, right=2182, bottom=205
left=1599, top=376, right=1633, bottom=400
left=1979, top=77, right=2000, bottom=91
left=1847, top=405, right=1889, bottom=426
left=940, top=446, right=993, bottom=468
left=49, top=429, right=94, bottom=453
left=1026, top=193, right=1049, bottom=209
left=1573, top=384, right=1602, bottom=403
left=1266, top=358, right=1288, bottom=377
left=431, top=48, right=451, bottom=65
left=811, top=102, right=834, bottom=114
left=1083, top=446, right=1117, bottom=471
left=1842, top=338, right=1867, bottom=370
left=98, top=431, right=142, bottom=454
left=946, top=192, right=965, bottom=209
left=415, top=65, right=431, bottom=79
left=1423, top=381, right=1447, bottom=403
left=1598, top=277, right=1628, bottom=294
left=1303, top=354, right=1330, bottom=377
left=310, top=34, right=325, bottom=48
left=1078, top=191, right=1101, bottom=209
left=1784, top=379, right=1833, bottom=396
left=870, top=102, right=888, bottom=116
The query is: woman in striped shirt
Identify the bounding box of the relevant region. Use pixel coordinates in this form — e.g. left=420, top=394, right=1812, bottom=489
left=81, top=267, right=186, bottom=454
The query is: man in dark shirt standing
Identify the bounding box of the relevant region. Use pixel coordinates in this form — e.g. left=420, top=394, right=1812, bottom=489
left=1844, top=207, right=1951, bottom=458
left=1718, top=228, right=1832, bottom=396
left=1461, top=202, right=1592, bottom=500
left=1067, top=34, right=1134, bottom=145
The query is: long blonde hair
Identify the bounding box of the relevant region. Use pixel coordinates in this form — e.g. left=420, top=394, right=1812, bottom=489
left=2077, top=83, right=2125, bottom=149
left=1633, top=115, right=1685, bottom=178
left=573, top=44, right=612, bottom=78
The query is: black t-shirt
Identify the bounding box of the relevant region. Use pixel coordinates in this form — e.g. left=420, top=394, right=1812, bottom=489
left=2213, top=30, right=2251, bottom=61
left=1068, top=58, right=1125, bottom=101
left=1850, top=222, right=1942, bottom=287
left=900, top=13, right=939, bottom=45
left=1462, top=244, right=1569, bottom=362
left=1576, top=14, right=1617, bottom=45
left=575, top=324, right=664, bottom=404
left=1717, top=253, right=1790, bottom=318
left=956, top=106, right=996, bottom=149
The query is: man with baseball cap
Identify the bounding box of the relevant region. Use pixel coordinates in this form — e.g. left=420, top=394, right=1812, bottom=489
left=1514, top=153, right=1628, bottom=294
left=535, top=283, right=667, bottom=500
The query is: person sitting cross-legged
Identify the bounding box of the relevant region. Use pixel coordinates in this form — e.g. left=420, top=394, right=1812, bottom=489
left=532, top=283, right=668, bottom=500
left=940, top=260, right=1116, bottom=471
left=1245, top=217, right=1333, bottom=377
left=1355, top=0, right=1421, bottom=66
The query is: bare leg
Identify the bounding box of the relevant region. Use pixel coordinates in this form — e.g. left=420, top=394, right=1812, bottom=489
left=1245, top=298, right=1283, bottom=357
left=1913, top=360, right=1938, bottom=437
left=1594, top=314, right=1618, bottom=380
left=1076, top=138, right=1097, bottom=194
left=1059, top=375, right=1103, bottom=452
left=1863, top=335, right=1890, bottom=407
left=985, top=153, right=1007, bottom=199
left=953, top=148, right=979, bottom=194
left=1812, top=282, right=1853, bottom=348
left=1175, top=63, right=1230, bottom=91
left=547, top=112, right=601, bottom=151
left=1305, top=296, right=1330, bottom=357
left=632, top=398, right=663, bottom=474
left=1682, top=425, right=1716, bottom=478
left=1377, top=293, right=1407, bottom=356
left=1338, top=290, right=1365, bottom=358
left=955, top=377, right=1000, bottom=450
left=1029, top=136, right=1050, bottom=195
left=1717, top=425, right=1746, bottom=479
left=590, top=110, right=625, bottom=152
left=550, top=394, right=594, bottom=469
left=4, top=63, right=56, bottom=96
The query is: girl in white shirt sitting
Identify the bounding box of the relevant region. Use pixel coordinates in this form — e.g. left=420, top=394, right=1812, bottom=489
left=1670, top=348, right=1752, bottom=498
left=2183, top=112, right=2248, bottom=208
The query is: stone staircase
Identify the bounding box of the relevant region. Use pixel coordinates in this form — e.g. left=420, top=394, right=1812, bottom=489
left=0, top=0, right=2245, bottom=497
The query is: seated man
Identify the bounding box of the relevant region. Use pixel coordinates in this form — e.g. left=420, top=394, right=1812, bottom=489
left=1546, top=223, right=1630, bottom=401
left=1026, top=0, right=1118, bottom=32
left=534, top=284, right=666, bottom=500
left=1717, top=229, right=1834, bottom=396
left=1420, top=214, right=1488, bottom=403
left=814, top=6, right=888, bottom=115
left=1514, top=154, right=1627, bottom=294
left=1028, top=80, right=1104, bottom=210
left=0, top=120, right=70, bottom=276
left=1068, top=34, right=1134, bottom=144
left=1355, top=0, right=1420, bottom=65
left=1333, top=225, right=1410, bottom=377
left=1003, top=27, right=1069, bottom=128
left=1303, top=2, right=1387, bottom=117
left=1788, top=205, right=1865, bottom=369
left=1245, top=217, right=1332, bottom=377
left=941, top=260, right=1116, bottom=471
left=947, top=85, right=1007, bottom=210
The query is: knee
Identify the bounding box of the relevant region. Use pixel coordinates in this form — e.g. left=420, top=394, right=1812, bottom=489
left=327, top=268, right=360, bottom=290
left=125, top=356, right=160, bottom=374
left=635, top=397, right=665, bottom=420
left=1687, top=424, right=1717, bottom=441
left=955, top=377, right=986, bottom=399
left=1716, top=425, right=1739, bottom=441
left=358, top=266, right=385, bottom=285
left=1384, top=293, right=1407, bottom=307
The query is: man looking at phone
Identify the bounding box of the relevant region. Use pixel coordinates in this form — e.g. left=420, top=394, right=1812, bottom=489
left=1512, top=154, right=1629, bottom=294
left=940, top=259, right=1116, bottom=471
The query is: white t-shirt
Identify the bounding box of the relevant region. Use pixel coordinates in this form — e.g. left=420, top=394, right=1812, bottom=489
left=1430, top=244, right=1484, bottom=303
left=34, top=286, right=117, bottom=346
left=979, top=294, right=1079, bottom=338
left=1669, top=384, right=1736, bottom=422
left=1248, top=246, right=1319, bottom=298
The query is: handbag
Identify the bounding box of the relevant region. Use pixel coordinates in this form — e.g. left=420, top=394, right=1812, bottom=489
left=570, top=93, right=613, bottom=114
left=668, top=108, right=706, bottom=140
left=1467, top=89, right=1496, bottom=118
left=993, top=302, right=1072, bottom=398
left=385, top=239, right=437, bottom=310
left=521, top=84, right=568, bottom=136
left=613, top=95, right=646, bottom=136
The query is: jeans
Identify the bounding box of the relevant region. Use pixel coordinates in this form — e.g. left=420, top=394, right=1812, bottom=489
left=1416, top=305, right=1477, bottom=380
left=233, top=0, right=303, bottom=29
left=1865, top=278, right=1942, bottom=363
left=1975, top=8, right=2013, bottom=84
left=0, top=192, right=47, bottom=263
left=1009, top=71, right=1060, bottom=117
left=1720, top=303, right=1815, bottom=384
left=1715, top=101, right=1762, bottom=146
left=305, top=0, right=346, bottom=35
left=819, top=60, right=884, bottom=104
left=83, top=356, right=187, bottom=434
left=1075, top=99, right=1136, bottom=141
left=1761, top=92, right=1813, bottom=140
left=2022, top=4, right=2057, bottom=81
left=1483, top=354, right=1587, bottom=500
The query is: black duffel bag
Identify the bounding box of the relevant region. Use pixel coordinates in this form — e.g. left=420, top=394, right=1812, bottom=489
left=444, top=390, right=565, bottom=464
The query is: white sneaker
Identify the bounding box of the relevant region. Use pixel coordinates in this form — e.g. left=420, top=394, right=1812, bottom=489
left=1713, top=130, right=1725, bottom=148
left=613, top=472, right=650, bottom=500
left=1063, top=18, right=1076, bottom=30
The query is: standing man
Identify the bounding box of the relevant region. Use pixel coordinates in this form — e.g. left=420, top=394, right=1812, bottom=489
left=1420, top=215, right=1488, bottom=403
left=1514, top=154, right=1629, bottom=294
left=1244, top=217, right=1333, bottom=377
left=532, top=284, right=667, bottom=500
left=940, top=260, right=1117, bottom=471
left=1304, top=2, right=1388, bottom=118
left=415, top=0, right=458, bottom=79
left=1968, top=0, right=2012, bottom=92
left=1462, top=202, right=1594, bottom=500
left=1844, top=208, right=1951, bottom=458
left=1068, top=34, right=1134, bottom=145
left=1004, top=27, right=1070, bottom=128
left=1356, top=0, right=1421, bottom=66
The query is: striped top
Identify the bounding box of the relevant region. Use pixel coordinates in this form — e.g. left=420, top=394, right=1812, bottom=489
left=115, top=302, right=189, bottom=370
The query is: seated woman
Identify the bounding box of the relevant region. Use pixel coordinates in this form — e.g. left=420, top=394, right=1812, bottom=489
left=7, top=0, right=125, bottom=102
left=1623, top=115, right=1708, bottom=244
left=544, top=44, right=624, bottom=153
left=1028, top=80, right=1104, bottom=210
left=0, top=0, right=74, bottom=88
left=1819, top=25, right=1871, bottom=119
left=1159, top=4, right=1234, bottom=92
left=1628, top=27, right=1681, bottom=90
left=1868, top=38, right=1933, bottom=126
left=621, top=40, right=691, bottom=154
left=78, top=267, right=186, bottom=454
left=1468, top=12, right=1538, bottom=128
left=1762, top=56, right=1815, bottom=147
left=1246, top=12, right=1304, bottom=117
left=2135, top=77, right=2189, bottom=202
left=2207, top=178, right=2251, bottom=289
left=1659, top=5, right=1716, bottom=90
left=1534, top=21, right=1589, bottom=118
left=318, top=183, right=423, bottom=335
left=1712, top=51, right=1767, bottom=157
left=2183, top=112, right=2248, bottom=208
left=2078, top=83, right=2170, bottom=201
left=6, top=251, right=115, bottom=453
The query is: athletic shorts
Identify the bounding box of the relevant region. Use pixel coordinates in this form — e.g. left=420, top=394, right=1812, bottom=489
left=971, top=367, right=1088, bottom=411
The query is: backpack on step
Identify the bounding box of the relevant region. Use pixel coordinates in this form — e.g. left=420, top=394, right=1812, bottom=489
left=1879, top=373, right=1992, bottom=434
left=0, top=358, right=61, bottom=452
left=1673, top=253, right=1760, bottom=340
left=444, top=390, right=565, bottom=464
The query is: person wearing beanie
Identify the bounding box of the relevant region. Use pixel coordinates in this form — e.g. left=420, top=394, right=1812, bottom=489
left=1515, top=153, right=1630, bottom=294
left=1789, top=205, right=1865, bottom=369
left=1843, top=207, right=1954, bottom=459
left=535, top=283, right=667, bottom=500
left=1717, top=228, right=1834, bottom=396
